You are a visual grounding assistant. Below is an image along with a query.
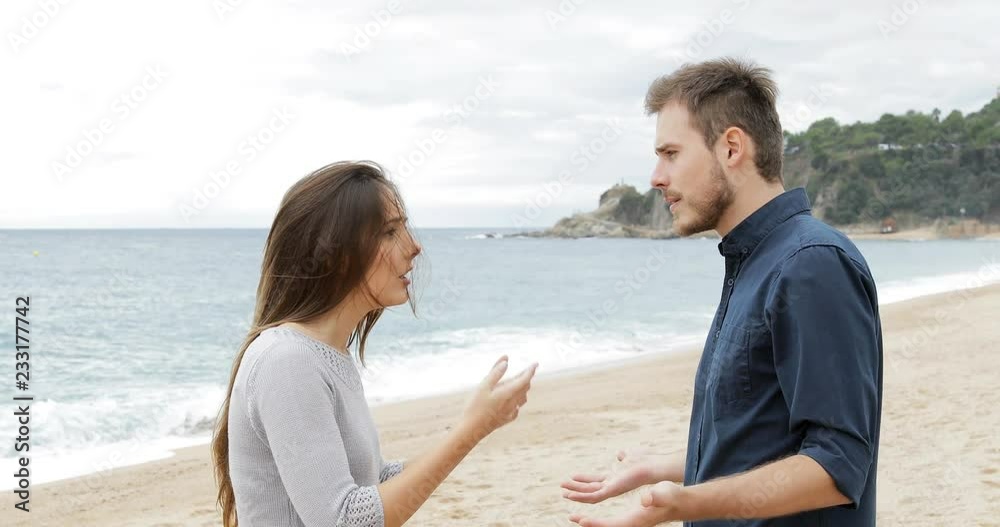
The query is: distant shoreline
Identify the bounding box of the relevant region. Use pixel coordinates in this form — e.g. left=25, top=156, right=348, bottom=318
left=513, top=222, right=1000, bottom=242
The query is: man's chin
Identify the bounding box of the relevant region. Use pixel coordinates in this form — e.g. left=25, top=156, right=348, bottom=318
left=672, top=219, right=696, bottom=237
left=673, top=218, right=712, bottom=238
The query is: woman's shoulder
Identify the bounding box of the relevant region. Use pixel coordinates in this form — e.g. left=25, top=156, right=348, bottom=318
left=244, top=326, right=363, bottom=394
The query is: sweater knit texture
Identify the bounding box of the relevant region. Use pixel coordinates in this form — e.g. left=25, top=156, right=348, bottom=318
left=229, top=326, right=404, bottom=526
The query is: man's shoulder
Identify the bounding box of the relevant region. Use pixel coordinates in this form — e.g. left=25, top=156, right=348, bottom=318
left=773, top=214, right=871, bottom=271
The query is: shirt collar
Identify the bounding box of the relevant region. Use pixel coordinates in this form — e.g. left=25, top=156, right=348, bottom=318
left=717, top=187, right=811, bottom=258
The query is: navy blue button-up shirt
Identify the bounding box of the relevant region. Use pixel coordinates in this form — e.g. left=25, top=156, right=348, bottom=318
left=684, top=188, right=882, bottom=526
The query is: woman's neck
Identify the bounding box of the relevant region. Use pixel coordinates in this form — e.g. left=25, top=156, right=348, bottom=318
left=285, top=298, right=369, bottom=353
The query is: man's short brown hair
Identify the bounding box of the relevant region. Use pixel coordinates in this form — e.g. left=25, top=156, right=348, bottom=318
left=645, top=57, right=784, bottom=182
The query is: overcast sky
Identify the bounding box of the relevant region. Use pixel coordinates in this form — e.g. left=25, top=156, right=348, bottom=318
left=3, top=0, right=998, bottom=228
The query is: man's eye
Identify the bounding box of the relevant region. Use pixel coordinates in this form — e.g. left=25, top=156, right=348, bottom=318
left=667, top=150, right=678, bottom=159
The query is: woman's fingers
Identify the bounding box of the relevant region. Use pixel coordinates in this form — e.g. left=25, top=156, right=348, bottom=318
left=494, top=363, right=537, bottom=399
left=481, top=356, right=509, bottom=389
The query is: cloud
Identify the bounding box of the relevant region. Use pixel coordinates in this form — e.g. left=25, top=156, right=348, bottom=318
left=2, top=0, right=998, bottom=228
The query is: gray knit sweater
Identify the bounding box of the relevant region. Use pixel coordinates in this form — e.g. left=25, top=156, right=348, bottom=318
left=229, top=326, right=404, bottom=527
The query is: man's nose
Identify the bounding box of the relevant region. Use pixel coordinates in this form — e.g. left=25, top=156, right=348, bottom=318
left=650, top=161, right=669, bottom=189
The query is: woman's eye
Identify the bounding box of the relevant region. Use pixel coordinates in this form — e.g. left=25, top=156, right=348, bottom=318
left=384, top=229, right=397, bottom=237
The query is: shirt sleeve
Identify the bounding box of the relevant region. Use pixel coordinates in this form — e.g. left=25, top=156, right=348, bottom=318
left=247, top=344, right=386, bottom=527
left=765, top=245, right=881, bottom=508
left=379, top=458, right=405, bottom=483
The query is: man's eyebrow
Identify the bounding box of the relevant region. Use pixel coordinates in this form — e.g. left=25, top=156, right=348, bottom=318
left=655, top=142, right=681, bottom=155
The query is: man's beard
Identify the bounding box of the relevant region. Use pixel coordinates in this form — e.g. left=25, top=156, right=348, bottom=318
left=673, top=162, right=735, bottom=237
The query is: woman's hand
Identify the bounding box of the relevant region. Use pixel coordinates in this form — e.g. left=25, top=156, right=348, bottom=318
left=378, top=356, right=537, bottom=527
left=461, top=355, right=537, bottom=439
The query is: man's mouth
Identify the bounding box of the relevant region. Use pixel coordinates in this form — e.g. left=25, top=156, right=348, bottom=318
left=666, top=196, right=681, bottom=213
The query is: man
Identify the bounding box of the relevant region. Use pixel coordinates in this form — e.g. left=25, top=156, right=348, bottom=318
left=562, top=58, right=882, bottom=526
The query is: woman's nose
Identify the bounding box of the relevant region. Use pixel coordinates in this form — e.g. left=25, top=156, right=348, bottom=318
left=406, top=230, right=421, bottom=257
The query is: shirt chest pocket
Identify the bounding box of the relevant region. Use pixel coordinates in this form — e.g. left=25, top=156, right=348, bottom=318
left=708, top=323, right=752, bottom=418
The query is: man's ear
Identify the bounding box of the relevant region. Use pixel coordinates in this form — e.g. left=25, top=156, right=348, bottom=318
left=723, top=127, right=746, bottom=166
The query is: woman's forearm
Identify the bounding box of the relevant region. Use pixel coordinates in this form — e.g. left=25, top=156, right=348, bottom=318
left=377, top=421, right=482, bottom=527
left=377, top=358, right=536, bottom=526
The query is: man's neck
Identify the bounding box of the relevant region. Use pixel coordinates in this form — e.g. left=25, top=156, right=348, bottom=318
left=715, top=182, right=786, bottom=238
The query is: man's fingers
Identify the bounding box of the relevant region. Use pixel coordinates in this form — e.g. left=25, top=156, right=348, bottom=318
left=570, top=509, right=656, bottom=527
left=643, top=482, right=674, bottom=507
left=569, top=514, right=612, bottom=527
left=562, top=491, right=605, bottom=504
left=560, top=480, right=603, bottom=492
left=570, top=474, right=606, bottom=483
left=640, top=489, right=654, bottom=507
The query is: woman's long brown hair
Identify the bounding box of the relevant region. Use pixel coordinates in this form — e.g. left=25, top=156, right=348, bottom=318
left=211, top=161, right=412, bottom=527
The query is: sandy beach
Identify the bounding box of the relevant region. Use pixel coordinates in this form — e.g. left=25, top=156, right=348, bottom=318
left=5, top=284, right=999, bottom=526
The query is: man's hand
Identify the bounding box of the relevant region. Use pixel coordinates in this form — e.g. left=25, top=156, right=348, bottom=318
left=569, top=481, right=685, bottom=527
left=562, top=449, right=684, bottom=504
left=561, top=449, right=661, bottom=504
left=572, top=455, right=855, bottom=525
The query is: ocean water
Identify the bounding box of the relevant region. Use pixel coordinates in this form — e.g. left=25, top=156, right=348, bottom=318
left=1, top=228, right=999, bottom=487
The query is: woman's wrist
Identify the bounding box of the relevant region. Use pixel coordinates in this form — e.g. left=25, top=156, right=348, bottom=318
left=453, top=417, right=490, bottom=449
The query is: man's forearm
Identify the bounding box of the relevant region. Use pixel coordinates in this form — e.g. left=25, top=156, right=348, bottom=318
left=648, top=449, right=686, bottom=484
left=677, top=454, right=850, bottom=521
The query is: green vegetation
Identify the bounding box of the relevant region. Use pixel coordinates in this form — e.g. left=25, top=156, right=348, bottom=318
left=784, top=94, right=1000, bottom=226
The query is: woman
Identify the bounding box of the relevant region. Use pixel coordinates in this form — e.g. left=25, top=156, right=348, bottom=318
left=211, top=161, right=537, bottom=527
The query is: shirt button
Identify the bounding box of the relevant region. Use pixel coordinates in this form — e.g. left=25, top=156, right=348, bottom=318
left=742, top=248, right=748, bottom=254
left=727, top=278, right=734, bottom=286
left=715, top=330, right=721, bottom=340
